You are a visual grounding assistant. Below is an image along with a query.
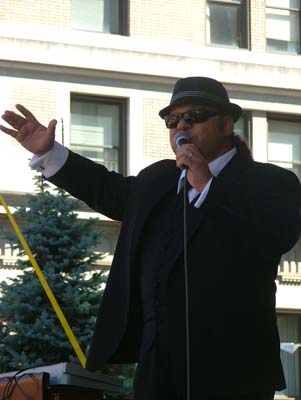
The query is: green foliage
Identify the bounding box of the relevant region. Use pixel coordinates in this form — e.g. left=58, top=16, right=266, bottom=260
left=0, top=175, right=106, bottom=371
left=0, top=175, right=136, bottom=397
left=102, top=363, right=136, bottom=399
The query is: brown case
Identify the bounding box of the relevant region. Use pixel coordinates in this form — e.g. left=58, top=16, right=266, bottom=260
left=0, top=371, right=49, bottom=400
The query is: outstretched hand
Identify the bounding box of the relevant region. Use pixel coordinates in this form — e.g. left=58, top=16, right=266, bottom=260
left=0, top=104, right=57, bottom=156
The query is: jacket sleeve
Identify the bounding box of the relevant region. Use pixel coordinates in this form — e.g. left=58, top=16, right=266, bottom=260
left=47, top=150, right=136, bottom=221
left=247, top=165, right=301, bottom=255
left=205, top=162, right=301, bottom=257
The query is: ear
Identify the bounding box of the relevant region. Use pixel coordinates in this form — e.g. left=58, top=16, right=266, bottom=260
left=224, top=115, right=234, bottom=137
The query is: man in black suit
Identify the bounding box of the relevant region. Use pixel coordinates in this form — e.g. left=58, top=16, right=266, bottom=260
left=1, top=77, right=301, bottom=400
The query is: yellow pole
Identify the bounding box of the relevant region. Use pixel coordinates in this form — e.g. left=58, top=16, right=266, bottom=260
left=0, top=193, right=87, bottom=368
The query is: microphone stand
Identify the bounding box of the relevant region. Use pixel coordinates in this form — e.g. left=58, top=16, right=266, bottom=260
left=183, top=170, right=190, bottom=400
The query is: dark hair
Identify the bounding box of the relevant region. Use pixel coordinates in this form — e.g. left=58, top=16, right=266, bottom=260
left=232, top=134, right=253, bottom=160
left=217, top=116, right=252, bottom=160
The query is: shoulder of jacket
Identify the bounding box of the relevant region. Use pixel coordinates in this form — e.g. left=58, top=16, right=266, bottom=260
left=246, top=160, right=300, bottom=191
left=251, top=160, right=296, bottom=177
left=137, top=159, right=176, bottom=178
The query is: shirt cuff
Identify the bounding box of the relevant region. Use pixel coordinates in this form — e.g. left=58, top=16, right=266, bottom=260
left=29, top=141, right=69, bottom=178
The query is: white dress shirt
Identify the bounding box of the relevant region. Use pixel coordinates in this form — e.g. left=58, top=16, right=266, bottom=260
left=29, top=141, right=69, bottom=178
left=177, top=147, right=237, bottom=208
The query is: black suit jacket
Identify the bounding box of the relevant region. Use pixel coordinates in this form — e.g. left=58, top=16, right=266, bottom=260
left=49, top=148, right=301, bottom=396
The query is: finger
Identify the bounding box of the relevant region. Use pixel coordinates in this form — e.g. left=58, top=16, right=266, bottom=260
left=175, top=143, right=197, bottom=157
left=176, top=154, right=193, bottom=170
left=176, top=148, right=194, bottom=162
left=48, top=119, right=57, bottom=132
left=0, top=124, right=18, bottom=137
left=2, top=110, right=26, bottom=130
left=15, top=104, right=38, bottom=122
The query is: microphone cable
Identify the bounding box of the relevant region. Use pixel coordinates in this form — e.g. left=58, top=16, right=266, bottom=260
left=183, top=170, right=190, bottom=400
left=174, top=130, right=192, bottom=400
left=1, top=368, right=39, bottom=400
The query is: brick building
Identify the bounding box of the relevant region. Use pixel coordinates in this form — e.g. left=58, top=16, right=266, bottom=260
left=0, top=1, right=300, bottom=397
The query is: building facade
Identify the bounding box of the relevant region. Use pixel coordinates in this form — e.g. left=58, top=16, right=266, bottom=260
left=0, top=1, right=300, bottom=397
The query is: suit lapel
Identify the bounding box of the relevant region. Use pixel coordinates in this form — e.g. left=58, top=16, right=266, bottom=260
left=160, top=152, right=253, bottom=275
left=129, top=161, right=180, bottom=264
left=130, top=153, right=253, bottom=275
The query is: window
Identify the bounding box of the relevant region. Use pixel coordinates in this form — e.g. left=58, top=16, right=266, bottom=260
left=277, top=314, right=301, bottom=397
left=70, top=95, right=127, bottom=173
left=235, top=111, right=252, bottom=145
left=267, top=116, right=301, bottom=180
left=71, top=0, right=128, bottom=35
left=206, top=0, right=249, bottom=48
left=266, top=0, right=301, bottom=54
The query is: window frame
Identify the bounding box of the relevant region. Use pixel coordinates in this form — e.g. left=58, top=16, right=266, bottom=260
left=267, top=113, right=301, bottom=180
left=206, top=0, right=250, bottom=49
left=119, top=0, right=129, bottom=36
left=235, top=110, right=252, bottom=147
left=70, top=94, right=128, bottom=174
left=276, top=312, right=301, bottom=397
left=265, top=1, right=301, bottom=54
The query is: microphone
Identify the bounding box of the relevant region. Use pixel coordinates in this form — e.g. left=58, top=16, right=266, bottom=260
left=174, top=131, right=191, bottom=170
left=174, top=131, right=191, bottom=148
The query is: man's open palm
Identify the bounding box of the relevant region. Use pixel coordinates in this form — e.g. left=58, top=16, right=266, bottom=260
left=0, top=104, right=56, bottom=155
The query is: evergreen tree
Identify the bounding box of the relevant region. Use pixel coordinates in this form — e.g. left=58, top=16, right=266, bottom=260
left=0, top=175, right=106, bottom=372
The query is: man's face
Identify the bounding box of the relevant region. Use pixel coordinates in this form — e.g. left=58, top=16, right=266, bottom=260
left=167, top=104, right=234, bottom=162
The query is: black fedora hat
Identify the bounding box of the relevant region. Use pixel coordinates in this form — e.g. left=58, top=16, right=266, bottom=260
left=159, top=76, right=242, bottom=122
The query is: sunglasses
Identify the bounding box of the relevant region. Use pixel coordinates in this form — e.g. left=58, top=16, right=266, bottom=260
left=164, top=108, right=219, bottom=129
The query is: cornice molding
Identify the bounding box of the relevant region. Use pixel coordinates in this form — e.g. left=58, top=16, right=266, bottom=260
left=0, top=60, right=301, bottom=102
left=277, top=273, right=301, bottom=285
